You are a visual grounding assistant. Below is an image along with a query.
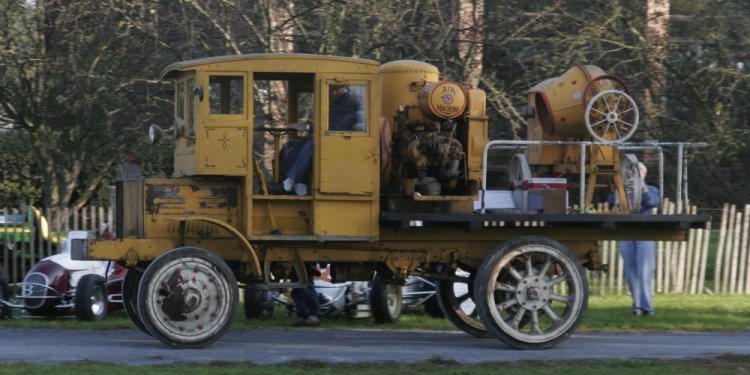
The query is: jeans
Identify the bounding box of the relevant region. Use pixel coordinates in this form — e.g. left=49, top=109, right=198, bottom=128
left=286, top=140, right=312, bottom=183
left=291, top=280, right=320, bottom=319
left=620, top=240, right=656, bottom=313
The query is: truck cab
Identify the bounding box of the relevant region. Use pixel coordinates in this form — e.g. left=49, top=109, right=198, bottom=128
left=147, top=54, right=381, bottom=242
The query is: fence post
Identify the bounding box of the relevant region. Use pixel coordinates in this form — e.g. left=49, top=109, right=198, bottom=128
left=715, top=204, right=729, bottom=293
left=682, top=206, right=697, bottom=293
left=656, top=238, right=664, bottom=293
left=721, top=205, right=737, bottom=293
left=664, top=200, right=675, bottom=293
left=698, top=221, right=711, bottom=294
left=729, top=211, right=742, bottom=294
left=689, top=207, right=703, bottom=294
left=739, top=204, right=749, bottom=294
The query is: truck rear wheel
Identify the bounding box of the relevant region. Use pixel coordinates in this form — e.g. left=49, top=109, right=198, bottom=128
left=435, top=269, right=492, bottom=338
left=137, top=247, right=238, bottom=348
left=474, top=236, right=588, bottom=349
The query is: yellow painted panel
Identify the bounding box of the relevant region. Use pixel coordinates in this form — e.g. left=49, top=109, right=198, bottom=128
left=319, top=140, right=378, bottom=194
left=199, top=127, right=249, bottom=175
left=313, top=200, right=375, bottom=238
left=251, top=199, right=312, bottom=236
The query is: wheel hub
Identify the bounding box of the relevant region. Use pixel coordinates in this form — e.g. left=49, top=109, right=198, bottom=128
left=516, top=277, right=550, bottom=311
left=606, top=111, right=618, bottom=123
left=182, top=288, right=202, bottom=312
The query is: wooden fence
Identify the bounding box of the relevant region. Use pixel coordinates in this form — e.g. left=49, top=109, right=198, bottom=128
left=1, top=206, right=114, bottom=284
left=2, top=203, right=749, bottom=295
left=591, top=201, right=750, bottom=295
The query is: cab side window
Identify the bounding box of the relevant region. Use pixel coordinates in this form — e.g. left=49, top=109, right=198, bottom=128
left=187, top=78, right=196, bottom=137
left=209, top=75, right=244, bottom=115
left=175, top=81, right=186, bottom=138
left=328, top=84, right=366, bottom=132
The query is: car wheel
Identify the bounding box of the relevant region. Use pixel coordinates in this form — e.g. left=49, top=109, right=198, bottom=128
left=75, top=274, right=108, bottom=321
left=423, top=294, right=444, bottom=318
left=244, top=284, right=274, bottom=319
left=122, top=268, right=150, bottom=335
left=0, top=268, right=11, bottom=319
left=370, top=274, right=402, bottom=324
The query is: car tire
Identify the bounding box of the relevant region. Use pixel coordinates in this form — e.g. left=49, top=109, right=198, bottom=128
left=122, top=268, right=150, bottom=335
left=370, top=274, right=402, bottom=324
left=423, top=294, right=444, bottom=318
left=75, top=274, right=108, bottom=321
left=244, top=284, right=274, bottom=319
left=0, top=268, right=11, bottom=319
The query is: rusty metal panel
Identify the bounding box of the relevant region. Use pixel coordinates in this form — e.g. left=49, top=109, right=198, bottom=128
left=142, top=178, right=240, bottom=239
left=116, top=180, right=144, bottom=238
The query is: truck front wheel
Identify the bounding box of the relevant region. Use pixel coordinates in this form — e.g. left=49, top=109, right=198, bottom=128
left=474, top=236, right=588, bottom=349
left=137, top=247, right=238, bottom=348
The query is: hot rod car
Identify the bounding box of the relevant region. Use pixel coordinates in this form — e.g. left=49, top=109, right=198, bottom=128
left=0, top=230, right=126, bottom=320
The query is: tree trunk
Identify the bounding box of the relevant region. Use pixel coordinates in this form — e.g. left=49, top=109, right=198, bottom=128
left=644, top=0, right=670, bottom=132
left=458, top=0, right=484, bottom=88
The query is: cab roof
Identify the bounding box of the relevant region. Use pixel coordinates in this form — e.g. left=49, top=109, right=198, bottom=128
left=160, top=53, right=380, bottom=80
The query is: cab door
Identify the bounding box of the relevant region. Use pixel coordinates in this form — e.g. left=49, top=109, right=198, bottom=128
left=313, top=75, right=380, bottom=239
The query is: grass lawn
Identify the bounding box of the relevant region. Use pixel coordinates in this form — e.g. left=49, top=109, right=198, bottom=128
left=1, top=294, right=749, bottom=374
left=1, top=294, right=749, bottom=332
left=1, top=356, right=749, bottom=375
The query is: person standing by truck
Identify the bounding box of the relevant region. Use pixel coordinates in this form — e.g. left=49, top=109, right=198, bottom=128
left=614, top=162, right=661, bottom=316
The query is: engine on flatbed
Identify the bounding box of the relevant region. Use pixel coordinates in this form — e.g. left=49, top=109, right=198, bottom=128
left=379, top=61, right=487, bottom=212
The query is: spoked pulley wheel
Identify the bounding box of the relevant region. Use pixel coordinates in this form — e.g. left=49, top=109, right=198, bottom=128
left=619, top=153, right=643, bottom=213
left=474, top=236, right=588, bottom=349
left=584, top=89, right=639, bottom=142
left=137, top=247, right=238, bottom=348
left=508, top=154, right=531, bottom=190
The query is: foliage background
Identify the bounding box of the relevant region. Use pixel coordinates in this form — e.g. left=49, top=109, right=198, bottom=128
left=0, top=0, right=748, bottom=209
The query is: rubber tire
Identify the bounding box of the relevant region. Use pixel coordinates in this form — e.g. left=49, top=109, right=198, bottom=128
left=138, top=247, right=238, bottom=349
left=370, top=275, right=402, bottom=324
left=423, top=293, right=444, bottom=318
left=0, top=268, right=11, bottom=319
left=122, top=268, right=150, bottom=335
left=474, top=236, right=588, bottom=350
left=244, top=285, right=275, bottom=319
left=75, top=274, right=108, bottom=321
left=436, top=274, right=493, bottom=338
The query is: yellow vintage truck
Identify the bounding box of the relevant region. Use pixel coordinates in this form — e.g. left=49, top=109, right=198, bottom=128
left=72, top=54, right=709, bottom=349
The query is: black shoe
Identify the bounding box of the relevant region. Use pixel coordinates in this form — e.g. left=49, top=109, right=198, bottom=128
left=303, top=315, right=320, bottom=326
left=264, top=181, right=292, bottom=195
left=292, top=316, right=320, bottom=327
